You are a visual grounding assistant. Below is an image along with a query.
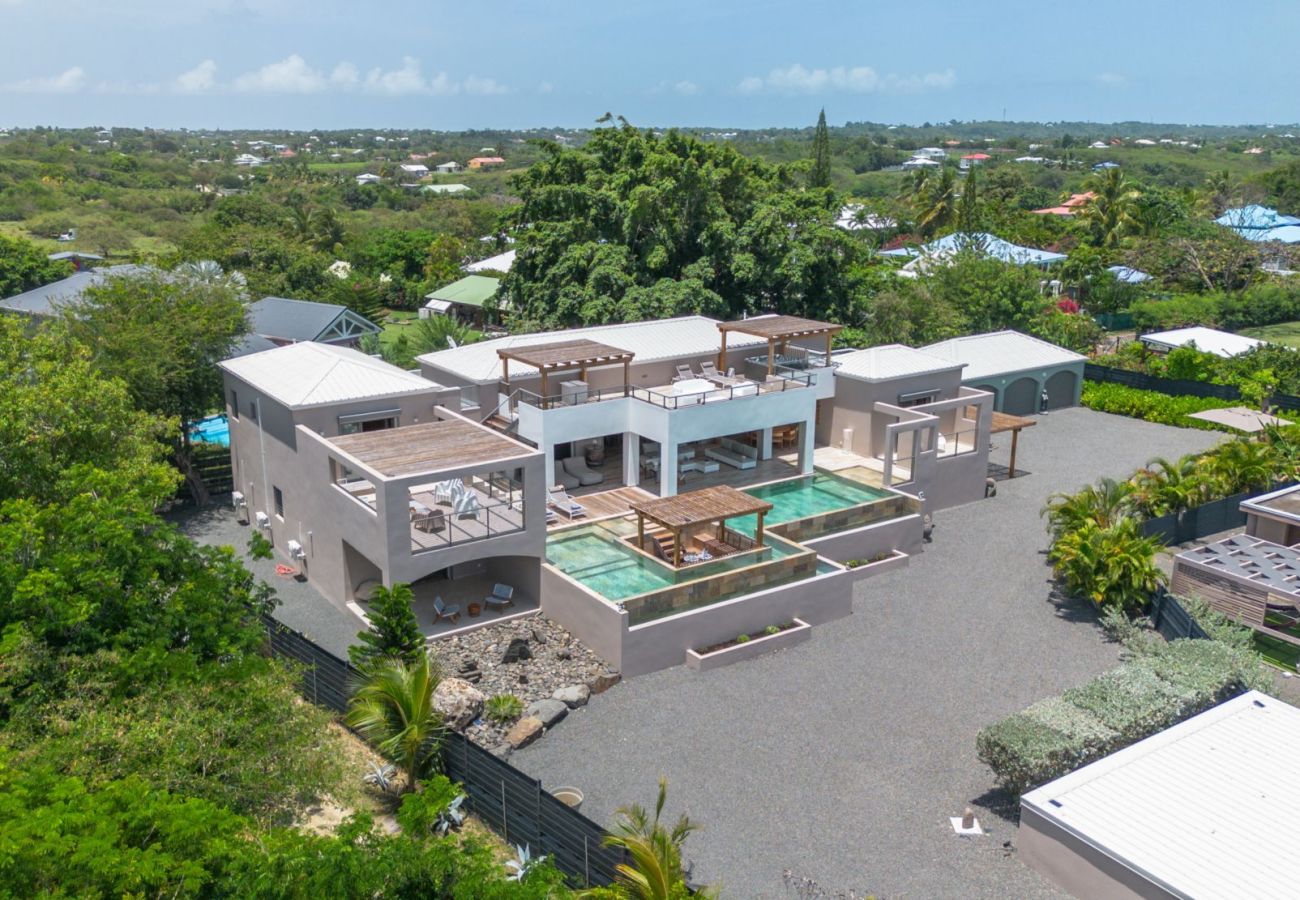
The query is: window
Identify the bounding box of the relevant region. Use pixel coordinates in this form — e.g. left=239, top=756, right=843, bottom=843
left=897, top=389, right=938, bottom=408
left=338, top=409, right=399, bottom=435
left=248, top=398, right=259, bottom=423
left=230, top=389, right=239, bottom=419
left=273, top=486, right=284, bottom=518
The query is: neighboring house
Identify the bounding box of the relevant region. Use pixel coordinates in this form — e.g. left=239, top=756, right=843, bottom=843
left=921, top=330, right=1086, bottom=414
left=355, top=173, right=382, bottom=185
left=468, top=156, right=505, bottom=169
left=464, top=249, right=516, bottom=273
left=1092, top=161, right=1121, bottom=170
left=1138, top=326, right=1264, bottom=358
left=1021, top=691, right=1300, bottom=900
left=913, top=147, right=947, bottom=159
left=1032, top=191, right=1096, bottom=216
left=233, top=154, right=266, bottom=167
left=959, top=153, right=990, bottom=169
left=47, top=250, right=103, bottom=271
left=901, top=156, right=942, bottom=171
left=245, top=296, right=381, bottom=349
left=434, top=161, right=463, bottom=174
left=1107, top=265, right=1152, bottom=284
left=420, top=274, right=502, bottom=325
left=422, top=183, right=470, bottom=195
left=399, top=163, right=429, bottom=177
left=1088, top=140, right=1108, bottom=149
left=0, top=264, right=151, bottom=320
left=834, top=205, right=896, bottom=232
left=1013, top=156, right=1047, bottom=164
left=1215, top=204, right=1300, bottom=243
left=881, top=232, right=1067, bottom=268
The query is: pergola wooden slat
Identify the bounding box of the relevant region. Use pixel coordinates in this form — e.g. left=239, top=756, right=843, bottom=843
left=327, top=420, right=531, bottom=477
left=990, top=410, right=1036, bottom=479
left=716, top=316, right=843, bottom=375
left=497, top=339, right=635, bottom=400
left=630, top=485, right=773, bottom=567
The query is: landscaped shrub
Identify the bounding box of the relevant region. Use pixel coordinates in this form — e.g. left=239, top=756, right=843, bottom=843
left=485, top=694, right=524, bottom=724
left=1081, top=381, right=1239, bottom=431
left=1048, top=517, right=1166, bottom=614
left=977, top=636, right=1263, bottom=796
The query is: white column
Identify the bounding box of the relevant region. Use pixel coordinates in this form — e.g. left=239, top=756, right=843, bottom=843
left=623, top=432, right=640, bottom=487
left=798, top=422, right=815, bottom=475
left=660, top=441, right=678, bottom=496
left=544, top=443, right=556, bottom=489
left=758, top=427, right=774, bottom=461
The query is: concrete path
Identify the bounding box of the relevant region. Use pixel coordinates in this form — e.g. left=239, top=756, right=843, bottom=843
left=514, top=409, right=1222, bottom=899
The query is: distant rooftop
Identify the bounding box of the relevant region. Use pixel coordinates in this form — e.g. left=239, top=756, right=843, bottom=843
left=247, top=296, right=380, bottom=344
left=465, top=249, right=516, bottom=273
left=423, top=274, right=501, bottom=309
left=219, top=342, right=439, bottom=408
left=1139, top=326, right=1263, bottom=358
left=880, top=232, right=1066, bottom=266
left=0, top=264, right=150, bottom=318
left=326, top=418, right=532, bottom=478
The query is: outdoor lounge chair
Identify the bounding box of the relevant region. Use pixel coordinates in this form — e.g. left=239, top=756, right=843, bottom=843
left=548, top=486, right=587, bottom=519
left=453, top=491, right=481, bottom=519
left=483, top=583, right=514, bottom=612
left=553, top=460, right=580, bottom=490
left=674, top=364, right=694, bottom=381
left=699, top=360, right=721, bottom=379
left=433, top=596, right=460, bottom=624
left=413, top=508, right=446, bottom=533
left=434, top=479, right=465, bottom=506
left=562, top=456, right=605, bottom=486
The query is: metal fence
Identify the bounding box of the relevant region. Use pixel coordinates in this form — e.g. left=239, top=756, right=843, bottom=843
left=261, top=615, right=627, bottom=887
left=1139, top=482, right=1297, bottom=545
left=1085, top=363, right=1300, bottom=412
left=1149, top=588, right=1209, bottom=641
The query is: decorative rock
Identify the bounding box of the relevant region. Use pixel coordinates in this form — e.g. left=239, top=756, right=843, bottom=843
left=525, top=698, right=569, bottom=728
left=502, top=637, right=532, bottom=664
left=552, top=684, right=590, bottom=708
left=506, top=716, right=544, bottom=748
left=490, top=742, right=513, bottom=760
left=555, top=648, right=572, bottom=661
left=531, top=626, right=547, bottom=644
left=431, top=678, right=485, bottom=731
left=587, top=670, right=622, bottom=694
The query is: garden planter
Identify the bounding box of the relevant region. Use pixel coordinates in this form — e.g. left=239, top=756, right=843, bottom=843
left=845, top=549, right=909, bottom=577
left=552, top=786, right=583, bottom=810
left=685, top=618, right=811, bottom=672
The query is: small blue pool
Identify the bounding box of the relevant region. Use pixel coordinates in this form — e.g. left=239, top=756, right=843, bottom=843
left=190, top=414, right=230, bottom=447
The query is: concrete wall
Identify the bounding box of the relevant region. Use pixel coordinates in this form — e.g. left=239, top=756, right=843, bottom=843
left=1020, top=805, right=1172, bottom=900
left=1244, top=511, right=1300, bottom=546
left=965, top=360, right=1085, bottom=414
left=798, top=511, right=924, bottom=563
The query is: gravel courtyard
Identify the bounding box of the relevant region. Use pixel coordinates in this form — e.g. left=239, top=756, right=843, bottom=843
left=514, top=408, right=1223, bottom=899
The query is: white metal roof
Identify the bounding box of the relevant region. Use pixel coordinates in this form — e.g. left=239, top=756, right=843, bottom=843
left=1140, top=326, right=1264, bottom=359
left=1022, top=691, right=1300, bottom=900
left=417, top=316, right=766, bottom=382
left=833, top=344, right=964, bottom=382
left=921, top=330, right=1085, bottom=381
left=219, top=341, right=440, bottom=408
left=465, top=249, right=516, bottom=273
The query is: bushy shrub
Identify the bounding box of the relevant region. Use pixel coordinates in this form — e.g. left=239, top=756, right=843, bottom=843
left=1081, top=382, right=1239, bottom=431
left=485, top=694, right=524, bottom=724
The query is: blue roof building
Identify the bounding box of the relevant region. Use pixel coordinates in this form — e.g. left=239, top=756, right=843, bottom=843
left=1215, top=205, right=1300, bottom=243
left=880, top=232, right=1067, bottom=267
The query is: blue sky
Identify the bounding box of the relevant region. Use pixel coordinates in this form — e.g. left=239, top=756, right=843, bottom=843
left=1, top=0, right=1296, bottom=130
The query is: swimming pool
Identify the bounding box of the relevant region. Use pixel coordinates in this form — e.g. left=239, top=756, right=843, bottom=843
left=546, top=518, right=803, bottom=602
left=739, top=471, right=892, bottom=525
left=190, top=414, right=230, bottom=447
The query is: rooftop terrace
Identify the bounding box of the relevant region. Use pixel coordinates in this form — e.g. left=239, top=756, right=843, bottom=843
left=326, top=419, right=533, bottom=477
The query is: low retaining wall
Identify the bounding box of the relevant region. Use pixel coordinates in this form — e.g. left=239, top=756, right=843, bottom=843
left=770, top=494, right=919, bottom=544
left=686, top=618, right=811, bottom=672
left=801, top=512, right=924, bottom=563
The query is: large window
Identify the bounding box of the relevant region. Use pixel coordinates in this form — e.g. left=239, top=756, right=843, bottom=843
left=338, top=409, right=399, bottom=435
left=230, top=389, right=239, bottom=419
left=273, top=486, right=284, bottom=518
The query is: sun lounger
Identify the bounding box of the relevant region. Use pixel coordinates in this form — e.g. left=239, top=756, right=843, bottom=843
left=434, top=478, right=465, bottom=506
left=562, top=456, right=605, bottom=486
left=705, top=446, right=756, bottom=469
left=674, top=364, right=695, bottom=381
left=699, top=361, right=721, bottom=379
left=483, top=583, right=514, bottom=612
left=548, top=486, right=587, bottom=519
left=553, top=460, right=580, bottom=490
left=453, top=492, right=480, bottom=519
left=433, top=595, right=460, bottom=624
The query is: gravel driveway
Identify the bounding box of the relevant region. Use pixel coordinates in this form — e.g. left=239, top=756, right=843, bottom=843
left=514, top=408, right=1222, bottom=899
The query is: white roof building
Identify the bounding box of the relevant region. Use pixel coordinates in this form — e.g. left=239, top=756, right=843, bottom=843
left=465, top=249, right=516, bottom=273
left=399, top=163, right=429, bottom=175
left=832, top=345, right=963, bottom=382
left=834, top=205, right=896, bottom=232
left=1139, top=326, right=1264, bottom=358
left=922, top=330, right=1086, bottom=414
left=355, top=173, right=382, bottom=185
left=417, top=316, right=767, bottom=383
left=1021, top=691, right=1300, bottom=900
left=219, top=342, right=438, bottom=409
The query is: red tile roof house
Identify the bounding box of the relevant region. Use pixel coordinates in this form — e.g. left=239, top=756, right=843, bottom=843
left=468, top=156, right=506, bottom=169
left=959, top=153, right=991, bottom=169
left=1032, top=191, right=1097, bottom=216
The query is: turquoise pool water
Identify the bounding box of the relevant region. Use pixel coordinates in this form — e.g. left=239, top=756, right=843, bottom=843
left=739, top=471, right=891, bottom=525
left=546, top=520, right=802, bottom=601
left=190, top=414, right=230, bottom=447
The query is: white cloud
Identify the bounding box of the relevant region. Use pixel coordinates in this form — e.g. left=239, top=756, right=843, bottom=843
left=738, top=63, right=955, bottom=95
left=329, top=62, right=359, bottom=88
left=1, top=66, right=86, bottom=94
left=233, top=54, right=326, bottom=94
left=363, top=57, right=434, bottom=95
left=174, top=59, right=218, bottom=94
left=536, top=81, right=554, bottom=94
left=464, top=75, right=508, bottom=96
left=673, top=80, right=700, bottom=96
left=1097, top=72, right=1128, bottom=89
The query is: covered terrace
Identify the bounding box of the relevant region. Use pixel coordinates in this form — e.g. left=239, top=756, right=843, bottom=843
left=630, top=485, right=773, bottom=567
left=717, top=315, right=843, bottom=376
left=499, top=339, right=635, bottom=407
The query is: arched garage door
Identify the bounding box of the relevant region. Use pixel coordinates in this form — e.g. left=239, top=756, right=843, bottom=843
left=1043, top=369, right=1078, bottom=410
left=970, top=384, right=998, bottom=403
left=1002, top=377, right=1039, bottom=415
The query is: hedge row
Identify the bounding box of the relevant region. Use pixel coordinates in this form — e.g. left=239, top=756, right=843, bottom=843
left=1081, top=381, right=1240, bottom=432
left=976, top=638, right=1260, bottom=796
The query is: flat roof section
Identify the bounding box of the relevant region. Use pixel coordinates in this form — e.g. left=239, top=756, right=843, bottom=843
left=1176, top=534, right=1300, bottom=601
left=1243, top=483, right=1300, bottom=523
left=326, top=419, right=534, bottom=478
left=1022, top=691, right=1300, bottom=900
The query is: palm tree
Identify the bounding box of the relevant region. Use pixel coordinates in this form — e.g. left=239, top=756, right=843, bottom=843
left=585, top=779, right=715, bottom=900
left=1129, top=455, right=1209, bottom=518
left=345, top=653, right=444, bottom=793
left=1202, top=438, right=1275, bottom=494
left=1078, top=167, right=1142, bottom=248
left=1043, top=477, right=1132, bottom=538
left=915, top=167, right=958, bottom=238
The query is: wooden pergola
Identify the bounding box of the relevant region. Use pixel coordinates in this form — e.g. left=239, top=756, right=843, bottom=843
left=991, top=410, right=1036, bottom=478
left=630, top=485, right=774, bottom=567
left=717, top=316, right=843, bottom=375
left=497, top=339, right=635, bottom=401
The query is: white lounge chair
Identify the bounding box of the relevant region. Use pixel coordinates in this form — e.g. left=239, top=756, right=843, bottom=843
left=553, top=460, right=580, bottom=490
left=699, top=360, right=721, bottom=379
left=433, top=595, right=460, bottom=624
left=674, top=364, right=694, bottom=381
left=562, top=456, right=605, bottom=486
left=483, top=583, right=514, bottom=612
left=453, top=491, right=481, bottom=519
left=548, top=486, right=587, bottom=519
left=434, top=478, right=465, bottom=506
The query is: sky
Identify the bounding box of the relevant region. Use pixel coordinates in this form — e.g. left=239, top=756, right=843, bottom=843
left=1, top=0, right=1296, bottom=131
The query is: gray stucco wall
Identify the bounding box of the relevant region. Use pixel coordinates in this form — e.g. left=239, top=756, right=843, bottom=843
left=1020, top=805, right=1172, bottom=900
left=966, top=360, right=1084, bottom=414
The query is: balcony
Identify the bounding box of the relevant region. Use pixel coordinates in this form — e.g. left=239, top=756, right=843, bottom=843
left=515, top=371, right=812, bottom=413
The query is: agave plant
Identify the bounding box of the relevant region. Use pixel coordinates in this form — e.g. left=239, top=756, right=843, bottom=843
left=506, top=844, right=547, bottom=882
left=362, top=761, right=399, bottom=793
left=436, top=792, right=466, bottom=835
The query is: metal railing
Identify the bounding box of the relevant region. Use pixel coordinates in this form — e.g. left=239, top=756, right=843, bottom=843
left=744, top=346, right=839, bottom=371
left=633, top=373, right=812, bottom=410
left=936, top=428, right=979, bottom=458
left=515, top=384, right=631, bottom=410
left=410, top=504, right=526, bottom=553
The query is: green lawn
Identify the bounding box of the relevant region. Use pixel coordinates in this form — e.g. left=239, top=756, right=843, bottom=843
left=1240, top=321, right=1300, bottom=349
left=1254, top=632, right=1300, bottom=671
left=379, top=309, right=420, bottom=347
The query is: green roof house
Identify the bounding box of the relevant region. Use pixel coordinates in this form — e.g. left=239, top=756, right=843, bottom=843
left=421, top=274, right=502, bottom=325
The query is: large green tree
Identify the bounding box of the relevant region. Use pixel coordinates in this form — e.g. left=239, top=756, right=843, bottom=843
left=809, top=108, right=832, bottom=189
left=0, top=232, right=70, bottom=297
left=349, top=583, right=426, bottom=669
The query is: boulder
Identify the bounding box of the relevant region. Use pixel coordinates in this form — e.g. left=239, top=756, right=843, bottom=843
left=431, top=677, right=485, bottom=731
left=525, top=698, right=568, bottom=729
left=502, top=637, right=532, bottom=664
left=552, top=684, right=590, bottom=708
left=506, top=716, right=544, bottom=749
left=587, top=670, right=622, bottom=694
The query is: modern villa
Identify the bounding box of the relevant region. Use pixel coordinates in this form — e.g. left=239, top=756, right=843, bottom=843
left=220, top=316, right=1052, bottom=674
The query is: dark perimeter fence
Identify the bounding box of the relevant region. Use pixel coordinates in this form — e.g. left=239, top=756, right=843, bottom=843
left=1138, top=482, right=1295, bottom=545
left=262, top=615, right=628, bottom=888
left=1084, top=363, right=1300, bottom=412
left=1149, top=588, right=1209, bottom=642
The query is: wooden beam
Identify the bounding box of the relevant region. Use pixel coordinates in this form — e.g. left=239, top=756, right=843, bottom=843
left=637, top=512, right=644, bottom=549
left=756, top=510, right=765, bottom=547
left=825, top=331, right=833, bottom=362
left=767, top=337, right=775, bottom=376
left=1009, top=427, right=1020, bottom=478
left=673, top=529, right=681, bottom=567
left=718, top=330, right=727, bottom=372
